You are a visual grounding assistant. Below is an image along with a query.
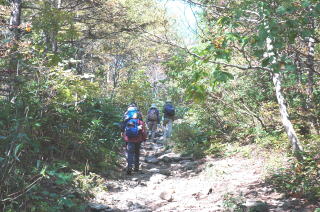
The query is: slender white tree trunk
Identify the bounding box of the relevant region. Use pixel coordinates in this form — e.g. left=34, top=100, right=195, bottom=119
left=263, top=9, right=303, bottom=158
left=9, top=0, right=22, bottom=99
left=305, top=36, right=319, bottom=134
left=9, top=0, right=22, bottom=40
left=272, top=73, right=304, bottom=154
left=306, top=37, right=315, bottom=108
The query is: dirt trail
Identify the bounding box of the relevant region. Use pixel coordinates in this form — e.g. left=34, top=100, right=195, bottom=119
left=89, top=139, right=319, bottom=212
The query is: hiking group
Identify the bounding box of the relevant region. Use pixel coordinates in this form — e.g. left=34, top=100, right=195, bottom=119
left=121, top=101, right=175, bottom=175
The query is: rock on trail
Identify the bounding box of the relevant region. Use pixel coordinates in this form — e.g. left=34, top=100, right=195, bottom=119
left=88, top=140, right=320, bottom=212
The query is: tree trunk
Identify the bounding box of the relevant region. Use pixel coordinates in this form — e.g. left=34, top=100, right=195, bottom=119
left=52, top=0, right=61, bottom=53
left=52, top=31, right=58, bottom=53
left=306, top=37, right=315, bottom=109
left=9, top=0, right=22, bottom=40
left=272, top=73, right=304, bottom=157
left=263, top=10, right=303, bottom=159
left=8, top=0, right=22, bottom=99
left=305, top=36, right=319, bottom=134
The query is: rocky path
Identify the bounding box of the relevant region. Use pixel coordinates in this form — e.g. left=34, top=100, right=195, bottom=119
left=88, top=139, right=319, bottom=212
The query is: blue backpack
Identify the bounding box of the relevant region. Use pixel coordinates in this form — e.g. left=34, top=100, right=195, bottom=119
left=125, top=119, right=140, bottom=138
left=164, top=104, right=175, bottom=116
left=124, top=107, right=139, bottom=120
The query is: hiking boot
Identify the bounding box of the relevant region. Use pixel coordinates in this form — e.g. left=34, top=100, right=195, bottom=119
left=126, top=167, right=132, bottom=175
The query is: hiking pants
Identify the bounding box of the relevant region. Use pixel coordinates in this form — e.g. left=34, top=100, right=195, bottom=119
left=126, top=142, right=141, bottom=169
left=163, top=118, right=173, bottom=138
left=147, top=120, right=157, bottom=142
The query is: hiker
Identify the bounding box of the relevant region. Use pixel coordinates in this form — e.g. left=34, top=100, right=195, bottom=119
left=121, top=108, right=147, bottom=175
left=121, top=103, right=143, bottom=129
left=123, top=103, right=141, bottom=121
left=163, top=100, right=175, bottom=139
left=147, top=103, right=160, bottom=143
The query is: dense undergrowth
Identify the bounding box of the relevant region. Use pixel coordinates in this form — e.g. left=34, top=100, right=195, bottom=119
left=0, top=88, right=123, bottom=211
left=266, top=138, right=320, bottom=202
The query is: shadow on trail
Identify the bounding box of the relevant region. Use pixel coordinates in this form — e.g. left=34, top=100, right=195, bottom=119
left=87, top=201, right=153, bottom=212
left=238, top=180, right=320, bottom=212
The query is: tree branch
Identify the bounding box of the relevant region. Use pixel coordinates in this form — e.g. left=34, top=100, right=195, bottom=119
left=141, top=29, right=272, bottom=72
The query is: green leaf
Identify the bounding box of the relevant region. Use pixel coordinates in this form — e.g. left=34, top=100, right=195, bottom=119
left=276, top=6, right=287, bottom=15
left=301, top=30, right=313, bottom=38
left=288, top=32, right=298, bottom=44
left=49, top=193, right=58, bottom=198
left=40, top=166, right=47, bottom=176
left=58, top=197, right=75, bottom=208
left=215, top=49, right=231, bottom=61
left=253, top=49, right=264, bottom=58
left=34, top=122, right=42, bottom=127
left=274, top=40, right=284, bottom=49
left=213, top=70, right=234, bottom=83
left=285, top=64, right=296, bottom=72
left=262, top=57, right=272, bottom=67
left=301, top=0, right=311, bottom=8
left=14, top=143, right=24, bottom=161
left=42, top=191, right=50, bottom=195
left=216, top=16, right=230, bottom=25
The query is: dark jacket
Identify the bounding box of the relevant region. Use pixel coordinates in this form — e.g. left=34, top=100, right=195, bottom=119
left=147, top=107, right=160, bottom=123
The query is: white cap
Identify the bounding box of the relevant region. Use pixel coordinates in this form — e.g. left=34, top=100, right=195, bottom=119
left=128, top=106, right=137, bottom=111
left=151, top=103, right=157, bottom=108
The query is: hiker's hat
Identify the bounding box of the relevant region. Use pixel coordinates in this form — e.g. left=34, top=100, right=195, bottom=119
left=129, top=103, right=137, bottom=107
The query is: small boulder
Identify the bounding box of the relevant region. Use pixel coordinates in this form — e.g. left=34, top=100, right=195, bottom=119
left=159, top=169, right=171, bottom=176
left=243, top=200, right=269, bottom=212
left=183, top=161, right=198, bottom=171
left=159, top=155, right=171, bottom=163
left=145, top=156, right=159, bottom=164
left=88, top=202, right=111, bottom=211
left=149, top=168, right=160, bottom=173
left=159, top=190, right=175, bottom=202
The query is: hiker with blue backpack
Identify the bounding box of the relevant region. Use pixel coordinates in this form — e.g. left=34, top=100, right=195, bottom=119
left=123, top=103, right=142, bottom=122
left=147, top=103, right=160, bottom=143
left=121, top=104, right=147, bottom=175
left=163, top=100, right=175, bottom=139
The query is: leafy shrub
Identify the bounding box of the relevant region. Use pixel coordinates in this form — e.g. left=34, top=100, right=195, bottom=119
left=170, top=122, right=207, bottom=158
left=222, top=192, right=245, bottom=212
left=255, top=132, right=288, bottom=150
left=266, top=151, right=320, bottom=201
left=0, top=74, right=123, bottom=210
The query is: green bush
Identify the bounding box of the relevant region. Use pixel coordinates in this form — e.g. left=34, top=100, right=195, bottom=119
left=255, top=132, right=288, bottom=150
left=0, top=77, right=123, bottom=210
left=266, top=150, right=320, bottom=201
left=170, top=122, right=207, bottom=158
